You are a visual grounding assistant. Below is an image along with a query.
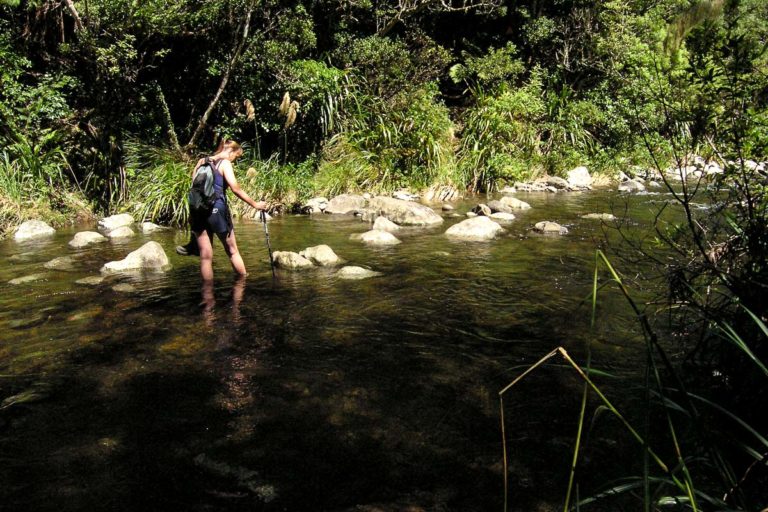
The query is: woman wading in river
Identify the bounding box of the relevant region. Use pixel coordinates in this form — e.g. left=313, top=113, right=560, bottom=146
left=189, top=140, right=267, bottom=281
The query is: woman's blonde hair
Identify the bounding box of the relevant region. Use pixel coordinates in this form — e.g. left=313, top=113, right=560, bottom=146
left=215, top=139, right=242, bottom=156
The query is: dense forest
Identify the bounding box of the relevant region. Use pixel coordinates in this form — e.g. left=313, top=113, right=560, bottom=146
left=1, top=0, right=765, bottom=231
left=2, top=1, right=768, bottom=509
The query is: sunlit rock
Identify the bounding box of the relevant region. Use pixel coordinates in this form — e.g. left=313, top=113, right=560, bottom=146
left=107, top=226, right=135, bottom=239
left=367, top=196, right=443, bottom=226
left=472, top=204, right=492, bottom=216
left=581, top=213, right=616, bottom=221
left=98, top=213, right=134, bottom=231
left=336, top=266, right=382, bottom=279
left=273, top=251, right=314, bottom=269
left=351, top=229, right=402, bottom=245
left=304, top=197, right=328, bottom=214
left=618, top=179, right=646, bottom=193
left=44, top=256, right=77, bottom=271
left=76, top=276, right=106, bottom=286
left=534, top=221, right=568, bottom=234
left=9, top=274, right=46, bottom=285
left=567, top=166, right=593, bottom=189
left=490, top=212, right=516, bottom=222
left=325, top=194, right=367, bottom=214
left=546, top=176, right=570, bottom=189
left=372, top=216, right=401, bottom=232
left=393, top=190, right=419, bottom=201
left=69, top=231, right=107, bottom=248
left=445, top=216, right=505, bottom=241
left=139, top=222, right=164, bottom=234
left=498, top=196, right=531, bottom=210
left=299, top=245, right=340, bottom=266
left=100, top=241, right=170, bottom=274
left=14, top=220, right=55, bottom=241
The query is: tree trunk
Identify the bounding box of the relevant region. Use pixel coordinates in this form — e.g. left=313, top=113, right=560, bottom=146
left=63, top=0, right=85, bottom=32
left=185, top=3, right=255, bottom=150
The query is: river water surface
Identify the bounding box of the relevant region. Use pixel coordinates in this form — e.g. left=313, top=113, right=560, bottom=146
left=0, top=190, right=675, bottom=511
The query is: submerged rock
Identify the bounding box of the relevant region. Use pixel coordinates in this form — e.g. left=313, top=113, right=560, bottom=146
left=76, top=276, right=106, bottom=286
left=9, top=274, right=47, bottom=285
left=69, top=231, right=107, bottom=248
left=299, top=245, right=340, bottom=266
left=581, top=213, right=616, bottom=221
left=445, top=216, right=505, bottom=241
left=367, top=196, right=444, bottom=226
left=112, top=283, right=137, bottom=293
left=534, top=221, right=568, bottom=234
left=272, top=251, right=314, bottom=269
left=100, top=241, right=170, bottom=273
left=98, top=213, right=134, bottom=231
left=44, top=256, right=78, bottom=271
left=336, top=266, right=382, bottom=280
left=14, top=220, right=56, bottom=241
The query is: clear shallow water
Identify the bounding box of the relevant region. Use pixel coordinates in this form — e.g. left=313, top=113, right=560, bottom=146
left=0, top=190, right=675, bottom=511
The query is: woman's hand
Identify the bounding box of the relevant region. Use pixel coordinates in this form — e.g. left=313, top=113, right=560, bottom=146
left=253, top=200, right=268, bottom=211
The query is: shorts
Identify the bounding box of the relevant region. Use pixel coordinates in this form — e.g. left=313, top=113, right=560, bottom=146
left=191, top=202, right=232, bottom=236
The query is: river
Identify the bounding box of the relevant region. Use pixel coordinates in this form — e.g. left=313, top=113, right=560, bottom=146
left=0, top=189, right=675, bottom=511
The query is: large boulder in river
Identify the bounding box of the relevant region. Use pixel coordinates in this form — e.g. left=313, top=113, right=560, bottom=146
left=107, top=226, right=135, bottom=239
left=69, top=231, right=107, bottom=248
left=325, top=194, right=367, bottom=214
left=445, top=216, right=505, bottom=241
left=100, top=241, right=170, bottom=274
left=567, top=166, right=593, bottom=188
left=618, top=179, right=646, bottom=193
left=140, top=222, right=164, bottom=234
left=98, top=213, right=134, bottom=231
left=545, top=176, right=570, bottom=190
left=367, top=196, right=443, bottom=226
left=273, top=251, right=314, bottom=269
left=14, top=220, right=56, bottom=241
left=299, top=245, right=340, bottom=266
left=304, top=197, right=328, bottom=214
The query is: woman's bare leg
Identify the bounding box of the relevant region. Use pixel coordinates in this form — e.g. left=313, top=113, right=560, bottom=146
left=197, top=230, right=215, bottom=281
left=217, top=230, right=247, bottom=275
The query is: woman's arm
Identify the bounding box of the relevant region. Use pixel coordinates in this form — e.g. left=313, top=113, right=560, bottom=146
left=220, top=160, right=267, bottom=210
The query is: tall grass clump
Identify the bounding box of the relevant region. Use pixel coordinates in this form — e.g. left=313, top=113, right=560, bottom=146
left=314, top=84, right=460, bottom=195
left=122, top=140, right=191, bottom=225
left=235, top=151, right=316, bottom=213
left=499, top=250, right=768, bottom=511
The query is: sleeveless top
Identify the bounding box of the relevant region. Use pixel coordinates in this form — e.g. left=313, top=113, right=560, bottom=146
left=210, top=158, right=228, bottom=209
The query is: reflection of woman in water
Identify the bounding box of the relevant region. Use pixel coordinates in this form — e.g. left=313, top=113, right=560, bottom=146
left=201, top=276, right=245, bottom=330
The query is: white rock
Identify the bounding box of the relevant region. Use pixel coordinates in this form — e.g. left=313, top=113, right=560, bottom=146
left=299, top=245, right=341, bottom=266
left=336, top=266, right=382, bottom=280
left=14, top=220, right=55, bottom=241
left=304, top=197, right=328, bottom=214
left=140, top=222, right=164, bottom=234
left=100, top=241, right=170, bottom=274
left=445, top=216, right=505, bottom=241
left=372, top=216, right=401, bottom=232
left=69, top=231, right=107, bottom=248
left=107, top=226, right=135, bottom=239
left=618, top=180, right=646, bottom=193
left=325, top=194, right=367, bottom=214
left=98, top=213, right=134, bottom=231
left=76, top=276, right=105, bottom=286
left=353, top=230, right=402, bottom=245
left=581, top=213, right=616, bottom=221
left=272, top=251, right=314, bottom=269
left=490, top=212, right=516, bottom=222
left=534, top=221, right=568, bottom=234
left=567, top=166, right=592, bottom=188
left=9, top=274, right=46, bottom=285
left=498, top=196, right=531, bottom=210
left=366, top=196, right=444, bottom=226
left=393, top=190, right=419, bottom=201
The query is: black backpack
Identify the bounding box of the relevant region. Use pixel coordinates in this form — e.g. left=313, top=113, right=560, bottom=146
left=188, top=158, right=220, bottom=213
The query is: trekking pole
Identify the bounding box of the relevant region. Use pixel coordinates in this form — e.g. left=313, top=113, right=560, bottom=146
left=260, top=209, right=276, bottom=278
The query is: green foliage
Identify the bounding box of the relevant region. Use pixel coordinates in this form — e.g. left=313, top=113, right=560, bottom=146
left=122, top=141, right=191, bottom=225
